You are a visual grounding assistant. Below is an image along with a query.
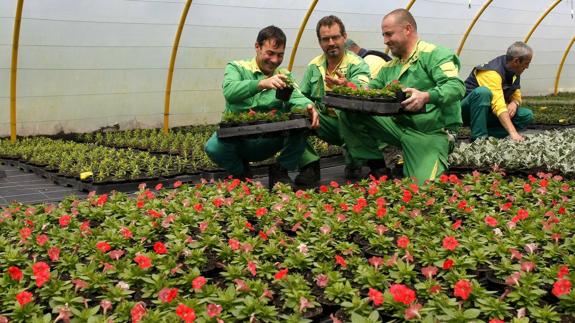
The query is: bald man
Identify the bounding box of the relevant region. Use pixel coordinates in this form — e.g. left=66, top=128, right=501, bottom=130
left=340, top=9, right=465, bottom=185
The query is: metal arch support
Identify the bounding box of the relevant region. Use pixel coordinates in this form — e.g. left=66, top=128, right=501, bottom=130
left=524, top=0, right=562, bottom=43
left=10, top=0, right=25, bottom=143
left=163, top=0, right=193, bottom=134
left=384, top=0, right=418, bottom=54
left=288, top=0, right=319, bottom=71
left=554, top=35, right=575, bottom=95
left=457, top=0, right=493, bottom=56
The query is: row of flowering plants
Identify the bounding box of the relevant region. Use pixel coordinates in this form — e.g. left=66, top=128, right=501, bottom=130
left=1, top=171, right=574, bottom=322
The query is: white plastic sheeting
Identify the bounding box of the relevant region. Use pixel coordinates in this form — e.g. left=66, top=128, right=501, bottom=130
left=0, top=0, right=574, bottom=135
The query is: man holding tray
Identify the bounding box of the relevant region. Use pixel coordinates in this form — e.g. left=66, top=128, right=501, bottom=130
left=340, top=9, right=465, bottom=185
left=204, top=26, right=319, bottom=188
left=295, top=15, right=372, bottom=187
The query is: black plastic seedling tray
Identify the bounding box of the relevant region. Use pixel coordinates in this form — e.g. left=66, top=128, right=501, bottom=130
left=217, top=118, right=311, bottom=139
left=323, top=94, right=403, bottom=116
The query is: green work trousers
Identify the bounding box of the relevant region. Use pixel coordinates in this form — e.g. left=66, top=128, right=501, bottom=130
left=204, top=132, right=306, bottom=176
left=340, top=112, right=449, bottom=185
left=461, top=86, right=534, bottom=140
left=298, top=107, right=363, bottom=168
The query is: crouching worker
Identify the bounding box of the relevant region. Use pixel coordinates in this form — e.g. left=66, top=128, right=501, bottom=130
left=205, top=25, right=319, bottom=188
left=462, top=41, right=534, bottom=142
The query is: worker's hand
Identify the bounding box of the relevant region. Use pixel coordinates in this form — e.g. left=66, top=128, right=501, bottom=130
left=258, top=74, right=288, bottom=90
left=401, top=88, right=429, bottom=112
left=507, top=101, right=518, bottom=118
left=325, top=71, right=347, bottom=88
left=509, top=132, right=525, bottom=142
left=306, top=104, right=320, bottom=129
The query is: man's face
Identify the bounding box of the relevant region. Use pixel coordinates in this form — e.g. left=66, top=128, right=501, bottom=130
left=255, top=39, right=285, bottom=76
left=510, top=54, right=532, bottom=75
left=318, top=24, right=347, bottom=59
left=382, top=16, right=409, bottom=58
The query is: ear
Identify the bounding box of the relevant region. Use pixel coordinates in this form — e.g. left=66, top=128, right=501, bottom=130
left=255, top=42, right=260, bottom=51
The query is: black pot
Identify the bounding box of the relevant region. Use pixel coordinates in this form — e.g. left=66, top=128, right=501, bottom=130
left=276, top=86, right=294, bottom=101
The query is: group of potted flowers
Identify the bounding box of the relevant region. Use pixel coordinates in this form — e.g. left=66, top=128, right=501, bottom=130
left=1, top=170, right=574, bottom=322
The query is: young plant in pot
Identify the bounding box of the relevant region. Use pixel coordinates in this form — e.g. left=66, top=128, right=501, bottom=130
left=275, top=74, right=295, bottom=101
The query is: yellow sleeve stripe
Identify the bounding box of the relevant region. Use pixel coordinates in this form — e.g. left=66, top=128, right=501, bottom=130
left=440, top=62, right=459, bottom=78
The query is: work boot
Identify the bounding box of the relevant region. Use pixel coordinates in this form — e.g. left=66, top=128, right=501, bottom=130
left=367, top=159, right=390, bottom=179
left=294, top=161, right=320, bottom=187
left=237, top=160, right=253, bottom=181
left=269, top=164, right=295, bottom=190
left=344, top=165, right=362, bottom=180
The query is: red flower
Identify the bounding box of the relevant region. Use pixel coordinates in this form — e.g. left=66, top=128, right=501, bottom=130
left=96, top=241, right=111, bottom=253
left=173, top=180, right=183, bottom=188
left=429, top=284, right=442, bottom=294
left=20, top=227, right=32, bottom=241
left=452, top=219, right=462, bottom=230
left=96, top=194, right=108, bottom=206
left=131, top=302, right=147, bottom=323
left=206, top=304, right=222, bottom=318
left=153, top=242, right=168, bottom=255
left=120, top=227, right=133, bottom=239
left=8, top=266, right=23, bottom=281
left=397, top=235, right=410, bottom=249
left=32, top=262, right=50, bottom=287
left=258, top=230, right=268, bottom=240
left=155, top=183, right=163, bottom=191
left=368, top=288, right=383, bottom=306
left=136, top=200, right=145, bottom=208
left=36, top=234, right=49, bottom=246
left=134, top=255, right=152, bottom=269
left=48, top=246, right=60, bottom=261
left=16, top=291, right=33, bottom=306
left=489, top=319, right=505, bottom=323
left=485, top=216, right=498, bottom=227
left=443, top=258, right=454, bottom=270
left=335, top=255, right=347, bottom=268
left=275, top=268, right=289, bottom=280
left=402, top=189, right=412, bottom=203
left=454, top=279, right=472, bottom=300
left=175, top=303, right=196, bottom=323
left=192, top=276, right=206, bottom=290
left=389, top=284, right=416, bottom=305
left=255, top=207, right=268, bottom=217
left=59, top=215, right=71, bottom=227
left=552, top=279, right=572, bottom=297
left=346, top=81, right=358, bottom=89
left=442, top=236, right=459, bottom=251
left=558, top=265, right=569, bottom=279
left=404, top=303, right=423, bottom=320
left=158, top=287, right=178, bottom=303
left=421, top=266, right=438, bottom=279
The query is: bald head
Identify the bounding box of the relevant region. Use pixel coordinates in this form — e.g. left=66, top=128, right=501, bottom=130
left=384, top=9, right=417, bottom=32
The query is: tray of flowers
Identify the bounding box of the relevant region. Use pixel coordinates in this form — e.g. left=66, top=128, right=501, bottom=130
left=324, top=81, right=412, bottom=115
left=217, top=110, right=311, bottom=139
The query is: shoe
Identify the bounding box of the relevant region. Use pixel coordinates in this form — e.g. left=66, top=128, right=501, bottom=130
left=344, top=165, right=362, bottom=180
left=269, top=164, right=295, bottom=190
left=294, top=161, right=320, bottom=187
left=237, top=160, right=253, bottom=181
left=367, top=159, right=390, bottom=179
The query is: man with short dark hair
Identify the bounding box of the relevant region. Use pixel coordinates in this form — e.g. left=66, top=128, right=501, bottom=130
left=295, top=15, right=371, bottom=186
left=462, top=41, right=534, bottom=142
left=205, top=25, right=319, bottom=188
left=340, top=9, right=465, bottom=185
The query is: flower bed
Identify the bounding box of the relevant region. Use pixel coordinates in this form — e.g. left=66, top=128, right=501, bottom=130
left=1, top=172, right=574, bottom=321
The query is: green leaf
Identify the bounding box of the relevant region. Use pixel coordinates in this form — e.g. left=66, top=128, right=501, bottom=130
left=463, top=309, right=480, bottom=319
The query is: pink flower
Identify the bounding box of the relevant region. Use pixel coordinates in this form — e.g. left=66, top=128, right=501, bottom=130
left=228, top=239, right=240, bottom=250
left=505, top=272, right=522, bottom=286
left=368, top=256, right=384, bottom=269
left=454, top=279, right=472, bottom=300
left=48, top=246, right=60, bottom=261
left=36, top=234, right=49, bottom=246
left=520, top=261, right=535, bottom=272
left=247, top=261, right=257, bottom=277
left=442, top=236, right=459, bottom=251
left=192, top=276, right=206, bottom=290
left=173, top=180, right=183, bottom=188
left=316, top=274, right=329, bottom=288
left=109, top=250, right=125, bottom=260
left=155, top=183, right=163, bottom=191
left=120, top=227, right=133, bottom=239
left=421, top=266, right=438, bottom=279
left=368, top=288, right=383, bottom=306
left=299, top=297, right=312, bottom=312
left=158, top=287, right=179, bottom=303
left=404, top=303, right=423, bottom=320
left=206, top=303, right=222, bottom=318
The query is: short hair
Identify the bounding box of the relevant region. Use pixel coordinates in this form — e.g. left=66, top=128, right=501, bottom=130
left=506, top=41, right=533, bottom=62
left=316, top=15, right=346, bottom=39
left=256, top=25, right=286, bottom=48
left=384, top=9, right=417, bottom=31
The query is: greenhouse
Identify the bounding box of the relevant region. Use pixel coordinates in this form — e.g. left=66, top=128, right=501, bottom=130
left=1, top=0, right=575, bottom=321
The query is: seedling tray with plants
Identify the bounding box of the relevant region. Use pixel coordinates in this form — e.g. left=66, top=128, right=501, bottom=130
left=217, top=110, right=310, bottom=139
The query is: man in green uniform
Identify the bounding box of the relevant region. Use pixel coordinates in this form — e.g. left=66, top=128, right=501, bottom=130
left=340, top=9, right=465, bottom=185
left=462, top=42, right=534, bottom=142
left=204, top=26, right=319, bottom=188
left=295, top=15, right=372, bottom=186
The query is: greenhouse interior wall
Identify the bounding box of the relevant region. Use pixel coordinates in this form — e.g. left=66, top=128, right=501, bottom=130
left=1, top=0, right=574, bottom=136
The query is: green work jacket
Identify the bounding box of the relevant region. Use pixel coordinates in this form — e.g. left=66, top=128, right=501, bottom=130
left=370, top=40, right=465, bottom=132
